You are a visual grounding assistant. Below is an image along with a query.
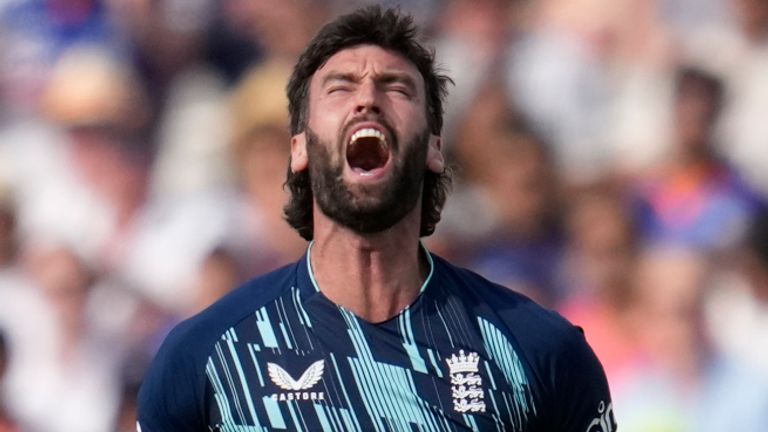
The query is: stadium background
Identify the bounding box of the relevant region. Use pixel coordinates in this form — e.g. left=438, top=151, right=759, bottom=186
left=0, top=0, right=767, bottom=430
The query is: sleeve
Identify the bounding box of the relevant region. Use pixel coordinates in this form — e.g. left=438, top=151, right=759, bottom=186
left=136, top=323, right=208, bottom=432
left=547, top=325, right=617, bottom=432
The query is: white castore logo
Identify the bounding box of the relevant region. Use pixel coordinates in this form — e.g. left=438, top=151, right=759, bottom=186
left=268, top=360, right=325, bottom=390
left=446, top=350, right=486, bottom=413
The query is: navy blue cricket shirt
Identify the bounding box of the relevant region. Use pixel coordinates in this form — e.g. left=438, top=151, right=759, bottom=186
left=137, top=246, right=616, bottom=431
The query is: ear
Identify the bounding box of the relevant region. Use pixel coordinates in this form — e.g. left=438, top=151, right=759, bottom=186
left=290, top=132, right=308, bottom=173
left=426, top=134, right=444, bottom=173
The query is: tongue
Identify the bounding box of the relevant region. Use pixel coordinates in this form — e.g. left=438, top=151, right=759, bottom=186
left=347, top=137, right=388, bottom=171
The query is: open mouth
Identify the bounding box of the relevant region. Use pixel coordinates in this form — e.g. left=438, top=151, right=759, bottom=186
left=346, top=127, right=390, bottom=174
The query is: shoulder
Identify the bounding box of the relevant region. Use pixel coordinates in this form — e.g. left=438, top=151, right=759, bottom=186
left=164, top=260, right=298, bottom=360
left=432, top=253, right=577, bottom=343
left=137, top=261, right=299, bottom=429
left=433, top=254, right=614, bottom=427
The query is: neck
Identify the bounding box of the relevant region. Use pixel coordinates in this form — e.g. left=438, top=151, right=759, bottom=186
left=309, top=207, right=429, bottom=323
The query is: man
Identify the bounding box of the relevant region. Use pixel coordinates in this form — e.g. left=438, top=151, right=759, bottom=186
left=137, top=6, right=617, bottom=431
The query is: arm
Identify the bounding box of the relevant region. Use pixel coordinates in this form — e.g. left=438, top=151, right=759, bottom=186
left=548, top=325, right=617, bottom=431
left=136, top=323, right=207, bottom=432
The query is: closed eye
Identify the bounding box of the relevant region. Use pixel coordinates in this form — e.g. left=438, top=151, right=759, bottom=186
left=386, top=85, right=411, bottom=97
left=327, top=85, right=353, bottom=94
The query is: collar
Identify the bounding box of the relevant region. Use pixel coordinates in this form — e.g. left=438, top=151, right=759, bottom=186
left=299, top=240, right=435, bottom=295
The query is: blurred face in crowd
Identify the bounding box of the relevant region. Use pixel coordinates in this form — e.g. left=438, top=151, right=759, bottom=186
left=673, top=79, right=719, bottom=154
left=567, top=190, right=635, bottom=303
left=489, top=133, right=556, bottom=236
left=239, top=126, right=291, bottom=204
left=731, top=0, right=768, bottom=41
left=290, top=45, right=443, bottom=233
left=0, top=206, right=15, bottom=266
left=31, top=248, right=93, bottom=338
left=631, top=248, right=709, bottom=374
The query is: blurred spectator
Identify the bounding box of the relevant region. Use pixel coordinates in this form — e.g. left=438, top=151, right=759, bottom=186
left=0, top=186, right=17, bottom=269
left=558, top=181, right=640, bottom=387
left=16, top=45, right=151, bottom=265
left=706, top=208, right=768, bottom=376
left=503, top=0, right=615, bottom=183
left=111, top=0, right=215, bottom=107
left=631, top=65, right=765, bottom=252
left=714, top=0, right=768, bottom=196
left=0, top=0, right=120, bottom=119
left=440, top=83, right=566, bottom=306
left=3, top=246, right=121, bottom=432
left=226, top=60, right=308, bottom=274
left=31, top=46, right=242, bottom=315
left=111, top=347, right=150, bottom=432
left=187, top=246, right=246, bottom=316
left=431, top=0, right=516, bottom=143
left=107, top=0, right=234, bottom=202
left=0, top=331, right=6, bottom=384
left=0, top=330, right=18, bottom=432
left=616, top=245, right=768, bottom=431
left=0, top=190, right=33, bottom=431
left=218, top=0, right=328, bottom=61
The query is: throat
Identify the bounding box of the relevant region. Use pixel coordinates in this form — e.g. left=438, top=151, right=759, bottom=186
left=308, top=238, right=431, bottom=323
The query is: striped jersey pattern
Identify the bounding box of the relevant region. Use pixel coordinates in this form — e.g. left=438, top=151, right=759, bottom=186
left=137, top=246, right=615, bottom=431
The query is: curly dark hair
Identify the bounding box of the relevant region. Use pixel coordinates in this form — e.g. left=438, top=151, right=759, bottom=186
left=284, top=6, right=452, bottom=241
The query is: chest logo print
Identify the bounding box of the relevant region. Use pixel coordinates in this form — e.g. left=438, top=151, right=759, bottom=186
left=268, top=360, right=325, bottom=390
left=446, top=350, right=486, bottom=413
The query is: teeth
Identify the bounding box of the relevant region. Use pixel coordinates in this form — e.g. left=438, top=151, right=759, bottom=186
left=350, top=128, right=387, bottom=146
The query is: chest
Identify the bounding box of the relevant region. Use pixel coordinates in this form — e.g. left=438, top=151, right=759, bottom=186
left=203, top=289, right=540, bottom=431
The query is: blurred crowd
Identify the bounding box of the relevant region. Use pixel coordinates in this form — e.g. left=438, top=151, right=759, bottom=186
left=0, top=0, right=767, bottom=431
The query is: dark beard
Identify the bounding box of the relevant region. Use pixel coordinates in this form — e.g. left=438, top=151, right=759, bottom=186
left=306, top=127, right=429, bottom=234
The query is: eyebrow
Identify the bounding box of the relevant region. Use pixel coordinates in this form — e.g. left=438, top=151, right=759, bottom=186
left=320, top=71, right=418, bottom=93
left=321, top=72, right=358, bottom=87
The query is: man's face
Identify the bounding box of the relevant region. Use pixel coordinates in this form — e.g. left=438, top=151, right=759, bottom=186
left=295, top=44, right=438, bottom=233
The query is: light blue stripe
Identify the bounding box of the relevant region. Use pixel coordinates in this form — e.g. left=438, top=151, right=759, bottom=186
left=486, top=390, right=505, bottom=432
left=379, top=360, right=409, bottom=430
left=483, top=360, right=498, bottom=390
left=313, top=403, right=334, bottom=431
left=226, top=338, right=261, bottom=425
left=427, top=349, right=443, bottom=378
left=501, top=392, right=516, bottom=428
left=349, top=361, right=385, bottom=431
left=349, top=317, right=398, bottom=429
left=400, top=310, right=428, bottom=374
left=206, top=359, right=237, bottom=426
left=247, top=344, right=265, bottom=387
left=285, top=401, right=303, bottom=432
left=419, top=242, right=435, bottom=294
left=344, top=308, right=447, bottom=431
left=343, top=312, right=386, bottom=430
left=435, top=305, right=455, bottom=348
left=293, top=286, right=314, bottom=329
left=262, top=396, right=286, bottom=429
left=216, top=343, right=247, bottom=423
left=278, top=298, right=299, bottom=351
left=463, top=413, right=480, bottom=432
left=278, top=322, right=294, bottom=350
left=306, top=242, right=321, bottom=292
left=478, top=317, right=534, bottom=428
left=325, top=404, right=345, bottom=432
left=256, top=308, right=280, bottom=350
left=330, top=353, right=363, bottom=432
left=340, top=409, right=358, bottom=432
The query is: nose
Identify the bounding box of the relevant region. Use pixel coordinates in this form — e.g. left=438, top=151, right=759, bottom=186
left=354, top=81, right=381, bottom=115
